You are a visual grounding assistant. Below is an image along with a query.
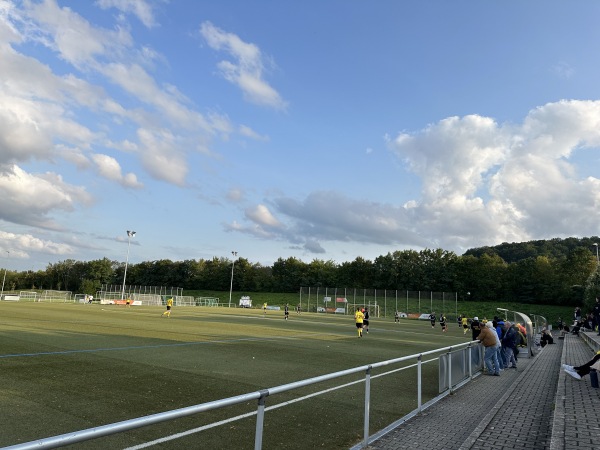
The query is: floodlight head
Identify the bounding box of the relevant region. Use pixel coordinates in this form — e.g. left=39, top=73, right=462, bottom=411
left=232, top=251, right=237, bottom=257
left=127, top=231, right=136, bottom=237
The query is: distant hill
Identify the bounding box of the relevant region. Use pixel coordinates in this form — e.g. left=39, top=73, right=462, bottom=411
left=463, top=236, right=600, bottom=264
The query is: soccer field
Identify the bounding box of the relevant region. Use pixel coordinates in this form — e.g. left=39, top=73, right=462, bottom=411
left=0, top=303, right=469, bottom=449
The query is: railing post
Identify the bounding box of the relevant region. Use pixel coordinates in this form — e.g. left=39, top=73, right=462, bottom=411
left=254, top=390, right=269, bottom=450
left=417, top=354, right=422, bottom=412
left=468, top=343, right=473, bottom=379
left=447, top=347, right=453, bottom=393
left=362, top=365, right=372, bottom=449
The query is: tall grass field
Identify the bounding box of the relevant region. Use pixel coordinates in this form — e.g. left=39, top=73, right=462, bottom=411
left=0, top=301, right=563, bottom=449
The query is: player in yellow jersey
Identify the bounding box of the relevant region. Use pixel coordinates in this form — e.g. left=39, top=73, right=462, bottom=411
left=161, top=297, right=174, bottom=317
left=461, top=315, right=469, bottom=334
left=354, top=307, right=364, bottom=338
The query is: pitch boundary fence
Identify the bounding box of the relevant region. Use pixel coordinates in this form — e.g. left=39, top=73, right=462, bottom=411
left=5, top=341, right=484, bottom=450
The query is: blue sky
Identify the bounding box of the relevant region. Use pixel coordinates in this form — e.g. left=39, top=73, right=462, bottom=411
left=1, top=0, right=600, bottom=272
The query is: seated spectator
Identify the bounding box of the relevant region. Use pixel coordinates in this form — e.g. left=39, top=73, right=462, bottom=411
left=571, top=321, right=582, bottom=336
left=540, top=328, right=554, bottom=347
left=562, top=351, right=600, bottom=380
left=559, top=324, right=570, bottom=339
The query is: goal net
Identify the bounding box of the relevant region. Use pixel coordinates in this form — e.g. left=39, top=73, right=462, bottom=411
left=40, top=290, right=73, bottom=302
left=19, top=291, right=38, bottom=302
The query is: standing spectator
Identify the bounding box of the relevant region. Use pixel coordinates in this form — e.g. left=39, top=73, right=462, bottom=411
left=477, top=322, right=500, bottom=376
left=471, top=317, right=481, bottom=341
left=429, top=312, right=436, bottom=328
left=574, top=306, right=582, bottom=323
left=593, top=298, right=600, bottom=336
left=501, top=321, right=518, bottom=370
left=494, top=318, right=505, bottom=370
left=354, top=307, right=364, bottom=338
left=363, top=307, right=370, bottom=333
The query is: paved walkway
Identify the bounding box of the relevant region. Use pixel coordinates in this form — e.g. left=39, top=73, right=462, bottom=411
left=367, top=331, right=600, bottom=450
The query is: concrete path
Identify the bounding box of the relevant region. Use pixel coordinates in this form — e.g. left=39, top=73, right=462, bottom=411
left=367, top=332, right=600, bottom=450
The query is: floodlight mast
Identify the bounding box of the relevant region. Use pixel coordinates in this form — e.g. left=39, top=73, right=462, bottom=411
left=229, top=251, right=238, bottom=308
left=121, top=231, right=136, bottom=301
left=594, top=243, right=599, bottom=264
left=1, top=251, right=9, bottom=300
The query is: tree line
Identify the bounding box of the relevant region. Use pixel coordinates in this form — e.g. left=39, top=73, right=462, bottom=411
left=3, top=236, right=600, bottom=310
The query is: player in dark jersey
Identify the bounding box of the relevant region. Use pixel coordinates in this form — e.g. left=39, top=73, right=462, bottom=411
left=284, top=303, right=289, bottom=320
left=363, top=307, right=370, bottom=333
left=429, top=312, right=436, bottom=328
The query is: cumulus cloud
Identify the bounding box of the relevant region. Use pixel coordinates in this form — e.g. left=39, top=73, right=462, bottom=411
left=200, top=21, right=287, bottom=110
left=228, top=100, right=600, bottom=255
left=96, top=0, right=160, bottom=29
left=0, top=164, right=92, bottom=230
left=91, top=153, right=142, bottom=188
left=0, top=230, right=74, bottom=257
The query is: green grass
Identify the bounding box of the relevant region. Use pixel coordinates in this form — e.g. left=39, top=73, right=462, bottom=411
left=0, top=303, right=495, bottom=448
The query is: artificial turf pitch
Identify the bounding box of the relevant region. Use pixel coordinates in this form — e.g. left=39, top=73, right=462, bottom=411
left=0, top=302, right=469, bottom=449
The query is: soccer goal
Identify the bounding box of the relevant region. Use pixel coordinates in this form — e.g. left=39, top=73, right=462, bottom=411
left=19, top=291, right=38, bottom=302
left=40, top=290, right=73, bottom=303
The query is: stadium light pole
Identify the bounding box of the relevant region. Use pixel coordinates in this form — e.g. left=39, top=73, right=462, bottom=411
left=229, top=251, right=238, bottom=308
left=120, top=231, right=136, bottom=301
left=594, top=243, right=599, bottom=264
left=1, top=251, right=9, bottom=300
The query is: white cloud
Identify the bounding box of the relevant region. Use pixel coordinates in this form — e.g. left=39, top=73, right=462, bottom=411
left=245, top=204, right=282, bottom=228
left=227, top=100, right=600, bottom=255
left=95, top=0, right=160, bottom=29
left=0, top=229, right=74, bottom=257
left=91, top=153, right=142, bottom=188
left=0, top=164, right=92, bottom=229
left=200, top=21, right=287, bottom=110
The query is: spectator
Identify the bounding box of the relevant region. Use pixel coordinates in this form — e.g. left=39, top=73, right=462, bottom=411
left=540, top=328, right=554, bottom=347
left=574, top=306, right=582, bottom=323
left=562, top=350, right=600, bottom=380
left=471, top=316, right=481, bottom=341
left=477, top=322, right=500, bottom=376
left=493, top=318, right=505, bottom=370
left=501, top=321, right=518, bottom=370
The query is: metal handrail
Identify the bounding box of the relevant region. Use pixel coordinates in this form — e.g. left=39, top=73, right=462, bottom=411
left=5, top=341, right=481, bottom=450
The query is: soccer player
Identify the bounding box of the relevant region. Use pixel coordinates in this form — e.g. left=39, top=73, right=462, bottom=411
left=395, top=310, right=400, bottom=323
left=363, top=307, right=370, bottom=333
left=429, top=312, right=436, bottom=328
left=296, top=304, right=301, bottom=315
left=161, top=297, right=173, bottom=317
left=354, top=307, right=364, bottom=338
left=284, top=303, right=289, bottom=320
left=439, top=313, right=447, bottom=332
left=263, top=302, right=267, bottom=316
left=462, top=315, right=469, bottom=334
left=126, top=296, right=131, bottom=308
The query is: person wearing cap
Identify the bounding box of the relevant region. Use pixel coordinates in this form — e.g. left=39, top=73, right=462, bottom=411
left=477, top=321, right=500, bottom=376
left=471, top=316, right=481, bottom=341
left=501, top=321, right=518, bottom=369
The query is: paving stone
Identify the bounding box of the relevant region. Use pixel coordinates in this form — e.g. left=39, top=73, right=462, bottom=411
left=365, top=332, right=600, bottom=450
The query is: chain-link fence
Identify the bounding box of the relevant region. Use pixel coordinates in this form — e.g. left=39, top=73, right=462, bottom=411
left=299, top=287, right=458, bottom=319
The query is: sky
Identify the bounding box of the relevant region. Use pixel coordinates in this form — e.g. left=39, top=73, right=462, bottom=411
left=1, top=0, right=600, bottom=272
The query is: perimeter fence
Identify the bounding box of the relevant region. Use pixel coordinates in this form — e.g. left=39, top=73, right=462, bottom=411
left=299, top=287, right=458, bottom=319
left=5, top=341, right=485, bottom=450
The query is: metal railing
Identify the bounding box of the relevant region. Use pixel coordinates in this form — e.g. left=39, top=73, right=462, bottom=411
left=5, top=341, right=483, bottom=450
